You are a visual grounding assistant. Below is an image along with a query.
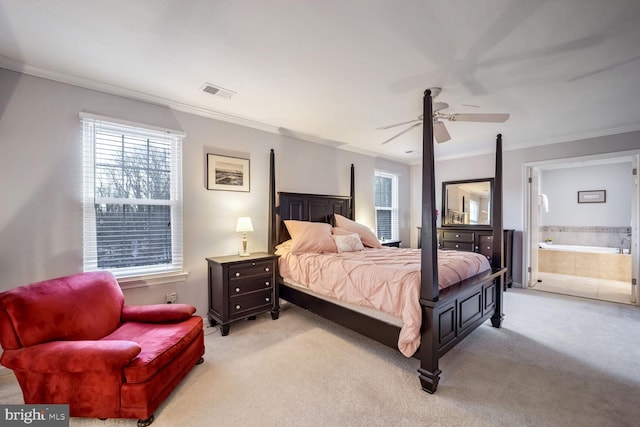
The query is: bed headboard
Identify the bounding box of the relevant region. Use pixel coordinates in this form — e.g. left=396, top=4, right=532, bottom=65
left=268, top=149, right=356, bottom=251
left=275, top=192, right=352, bottom=244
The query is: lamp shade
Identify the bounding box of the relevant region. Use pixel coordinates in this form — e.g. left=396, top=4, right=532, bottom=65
left=236, top=217, right=254, bottom=233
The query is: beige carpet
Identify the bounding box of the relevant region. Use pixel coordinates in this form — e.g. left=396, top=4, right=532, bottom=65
left=1, top=289, right=639, bottom=426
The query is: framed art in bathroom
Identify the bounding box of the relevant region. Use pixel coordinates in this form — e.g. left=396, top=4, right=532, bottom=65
left=206, top=154, right=250, bottom=192
left=577, top=190, right=606, bottom=203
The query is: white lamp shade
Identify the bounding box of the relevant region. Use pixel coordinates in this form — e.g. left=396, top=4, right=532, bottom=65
left=236, top=217, right=254, bottom=232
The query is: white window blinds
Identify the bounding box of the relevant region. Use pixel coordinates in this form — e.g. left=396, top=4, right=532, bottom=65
left=374, top=171, right=399, bottom=241
left=81, top=113, right=185, bottom=278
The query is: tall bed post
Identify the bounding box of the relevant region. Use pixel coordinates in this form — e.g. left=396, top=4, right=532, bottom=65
left=419, top=89, right=439, bottom=302
left=417, top=88, right=441, bottom=393
left=491, top=135, right=504, bottom=327
left=350, top=163, right=355, bottom=220
left=269, top=148, right=277, bottom=254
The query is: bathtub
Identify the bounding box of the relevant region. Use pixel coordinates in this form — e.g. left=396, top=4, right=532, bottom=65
left=538, top=244, right=631, bottom=281
left=539, top=243, right=623, bottom=254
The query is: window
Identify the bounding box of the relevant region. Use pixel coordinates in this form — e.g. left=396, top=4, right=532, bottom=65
left=374, top=171, right=399, bottom=241
left=81, top=113, right=184, bottom=278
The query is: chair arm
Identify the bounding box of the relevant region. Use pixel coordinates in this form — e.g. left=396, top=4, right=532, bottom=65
left=121, top=304, right=196, bottom=323
left=0, top=340, right=141, bottom=373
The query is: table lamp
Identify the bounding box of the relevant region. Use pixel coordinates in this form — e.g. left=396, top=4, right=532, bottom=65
left=236, top=217, right=254, bottom=256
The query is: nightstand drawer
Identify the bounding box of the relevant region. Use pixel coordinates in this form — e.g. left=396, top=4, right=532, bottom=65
left=442, top=241, right=474, bottom=251
left=229, top=261, right=273, bottom=280
left=229, top=277, right=273, bottom=295
left=229, top=290, right=273, bottom=319
left=442, top=231, right=474, bottom=242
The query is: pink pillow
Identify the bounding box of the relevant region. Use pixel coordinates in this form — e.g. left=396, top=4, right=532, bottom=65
left=333, top=233, right=365, bottom=253
left=333, top=214, right=383, bottom=248
left=284, top=220, right=337, bottom=254
left=332, top=227, right=353, bottom=236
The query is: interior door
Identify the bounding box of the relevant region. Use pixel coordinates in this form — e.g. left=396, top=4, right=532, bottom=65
left=527, top=167, right=541, bottom=287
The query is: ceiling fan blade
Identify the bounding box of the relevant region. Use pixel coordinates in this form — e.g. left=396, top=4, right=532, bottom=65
left=377, top=116, right=422, bottom=130
left=434, top=121, right=451, bottom=143
left=433, top=102, right=449, bottom=112
left=381, top=122, right=422, bottom=145
left=448, top=113, right=510, bottom=123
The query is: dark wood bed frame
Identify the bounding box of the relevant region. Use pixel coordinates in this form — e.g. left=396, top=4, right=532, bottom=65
left=268, top=89, right=505, bottom=394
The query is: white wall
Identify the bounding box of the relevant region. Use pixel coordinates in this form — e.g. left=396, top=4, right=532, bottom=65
left=0, top=68, right=410, bottom=316
left=541, top=163, right=632, bottom=226
left=410, top=131, right=640, bottom=287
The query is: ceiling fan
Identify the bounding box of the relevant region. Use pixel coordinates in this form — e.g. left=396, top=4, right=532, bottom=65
left=379, top=87, right=510, bottom=144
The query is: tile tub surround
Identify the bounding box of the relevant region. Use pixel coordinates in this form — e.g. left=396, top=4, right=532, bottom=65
left=539, top=226, right=631, bottom=249
left=538, top=248, right=631, bottom=281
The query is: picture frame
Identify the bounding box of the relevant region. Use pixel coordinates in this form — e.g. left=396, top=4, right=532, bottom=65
left=577, top=190, right=606, bottom=203
left=207, top=154, right=250, bottom=192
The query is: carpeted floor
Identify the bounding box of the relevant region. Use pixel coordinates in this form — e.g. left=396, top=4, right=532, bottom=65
left=1, top=289, right=639, bottom=426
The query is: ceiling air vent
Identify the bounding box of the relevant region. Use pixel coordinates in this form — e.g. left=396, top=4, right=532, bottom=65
left=201, top=83, right=236, bottom=99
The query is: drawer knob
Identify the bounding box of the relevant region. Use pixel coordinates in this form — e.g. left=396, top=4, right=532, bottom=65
left=265, top=297, right=270, bottom=302
left=235, top=272, right=241, bottom=277
left=235, top=304, right=241, bottom=310
left=455, top=244, right=460, bottom=248
left=265, top=281, right=270, bottom=286
left=455, top=234, right=460, bottom=238
left=252, top=262, right=256, bottom=266
left=235, top=287, right=240, bottom=293
left=265, top=267, right=270, bottom=272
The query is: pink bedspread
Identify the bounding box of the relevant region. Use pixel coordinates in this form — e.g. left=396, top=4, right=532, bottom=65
left=276, top=247, right=490, bottom=357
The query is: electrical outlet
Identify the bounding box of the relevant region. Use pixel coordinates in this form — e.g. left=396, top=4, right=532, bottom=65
left=165, top=291, right=177, bottom=304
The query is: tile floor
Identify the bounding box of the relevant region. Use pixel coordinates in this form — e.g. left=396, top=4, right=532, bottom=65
left=531, top=272, right=634, bottom=305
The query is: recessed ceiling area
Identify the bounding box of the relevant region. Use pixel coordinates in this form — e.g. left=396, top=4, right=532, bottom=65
left=1, top=0, right=639, bottom=163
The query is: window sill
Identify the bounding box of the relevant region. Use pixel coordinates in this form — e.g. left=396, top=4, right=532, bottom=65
left=117, top=271, right=189, bottom=289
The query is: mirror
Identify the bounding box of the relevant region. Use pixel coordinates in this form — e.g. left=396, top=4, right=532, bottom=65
left=442, top=178, right=493, bottom=227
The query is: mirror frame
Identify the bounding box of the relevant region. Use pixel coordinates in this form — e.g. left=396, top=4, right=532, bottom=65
left=441, top=178, right=494, bottom=228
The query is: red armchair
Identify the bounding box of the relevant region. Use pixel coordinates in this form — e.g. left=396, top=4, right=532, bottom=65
left=0, top=271, right=205, bottom=426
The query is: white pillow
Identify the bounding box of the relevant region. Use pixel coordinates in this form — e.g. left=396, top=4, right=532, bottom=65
left=332, top=233, right=365, bottom=253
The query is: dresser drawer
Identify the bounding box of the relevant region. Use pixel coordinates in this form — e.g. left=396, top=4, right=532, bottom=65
left=229, top=276, right=273, bottom=296
left=229, top=290, right=273, bottom=319
left=442, top=231, right=474, bottom=242
left=478, top=235, right=493, bottom=259
left=229, top=260, right=274, bottom=281
left=442, top=241, right=475, bottom=251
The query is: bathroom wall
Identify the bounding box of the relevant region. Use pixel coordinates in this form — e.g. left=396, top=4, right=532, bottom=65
left=539, top=162, right=632, bottom=248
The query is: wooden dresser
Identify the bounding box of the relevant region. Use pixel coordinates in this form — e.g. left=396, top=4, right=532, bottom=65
left=206, top=252, right=280, bottom=335
left=419, top=227, right=514, bottom=288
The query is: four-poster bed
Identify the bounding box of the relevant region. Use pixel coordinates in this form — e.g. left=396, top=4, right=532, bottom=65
left=268, top=89, right=505, bottom=393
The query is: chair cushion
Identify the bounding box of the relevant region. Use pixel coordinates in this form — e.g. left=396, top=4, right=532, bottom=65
left=121, top=304, right=196, bottom=323
left=103, top=316, right=203, bottom=383
left=0, top=272, right=124, bottom=348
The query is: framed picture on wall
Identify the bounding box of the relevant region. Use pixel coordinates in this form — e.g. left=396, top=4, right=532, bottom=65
left=207, top=154, right=250, bottom=192
left=577, top=190, right=606, bottom=203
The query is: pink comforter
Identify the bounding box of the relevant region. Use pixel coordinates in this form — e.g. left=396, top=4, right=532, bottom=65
left=276, top=247, right=490, bottom=357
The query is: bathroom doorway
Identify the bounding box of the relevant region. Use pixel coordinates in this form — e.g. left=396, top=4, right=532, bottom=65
left=524, top=151, right=639, bottom=306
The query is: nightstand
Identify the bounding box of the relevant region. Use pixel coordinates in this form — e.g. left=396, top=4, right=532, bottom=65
left=380, top=240, right=401, bottom=248
left=206, top=252, right=279, bottom=336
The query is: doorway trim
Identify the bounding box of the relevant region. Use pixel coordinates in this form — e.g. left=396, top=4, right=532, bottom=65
left=523, top=150, right=640, bottom=305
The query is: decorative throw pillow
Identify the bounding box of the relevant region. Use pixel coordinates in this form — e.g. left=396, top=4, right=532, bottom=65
left=284, top=220, right=337, bottom=254
left=333, top=233, right=365, bottom=253
left=333, top=214, right=383, bottom=248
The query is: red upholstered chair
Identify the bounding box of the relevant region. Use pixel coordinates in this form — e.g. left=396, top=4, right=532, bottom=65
left=0, top=271, right=205, bottom=426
